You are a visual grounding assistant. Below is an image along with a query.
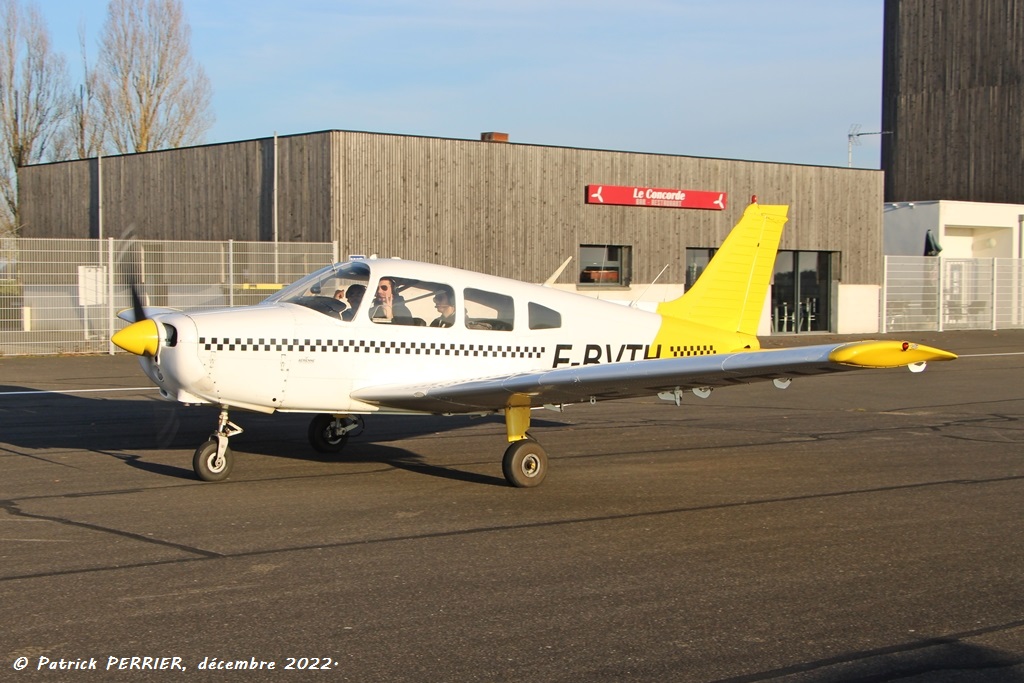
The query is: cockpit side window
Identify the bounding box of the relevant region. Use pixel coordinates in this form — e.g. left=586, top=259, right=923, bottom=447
left=528, top=302, right=561, bottom=329
left=464, top=288, right=514, bottom=331
left=370, top=277, right=456, bottom=327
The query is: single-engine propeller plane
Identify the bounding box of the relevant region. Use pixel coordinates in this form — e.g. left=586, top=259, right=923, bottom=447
left=112, top=202, right=957, bottom=487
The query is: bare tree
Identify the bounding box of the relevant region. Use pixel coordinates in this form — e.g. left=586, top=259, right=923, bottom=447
left=0, top=0, right=70, bottom=234
left=95, top=0, right=213, bottom=154
left=63, top=23, right=105, bottom=160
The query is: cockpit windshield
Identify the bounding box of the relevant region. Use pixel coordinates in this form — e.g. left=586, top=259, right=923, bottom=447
left=264, top=261, right=371, bottom=320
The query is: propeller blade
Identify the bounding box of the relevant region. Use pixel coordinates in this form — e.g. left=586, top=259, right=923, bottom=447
left=114, top=224, right=147, bottom=322
left=130, top=277, right=147, bottom=323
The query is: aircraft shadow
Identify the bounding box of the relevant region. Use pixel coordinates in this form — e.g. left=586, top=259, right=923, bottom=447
left=0, top=387, right=564, bottom=486
left=773, top=639, right=1024, bottom=682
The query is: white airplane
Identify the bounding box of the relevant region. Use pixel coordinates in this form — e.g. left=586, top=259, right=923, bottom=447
left=112, top=202, right=957, bottom=487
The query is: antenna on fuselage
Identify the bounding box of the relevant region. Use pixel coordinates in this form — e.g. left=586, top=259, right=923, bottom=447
left=629, top=264, right=670, bottom=308
left=542, top=256, right=573, bottom=287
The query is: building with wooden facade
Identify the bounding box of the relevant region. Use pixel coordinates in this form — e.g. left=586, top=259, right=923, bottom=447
left=18, top=130, right=884, bottom=334
left=882, top=0, right=1024, bottom=204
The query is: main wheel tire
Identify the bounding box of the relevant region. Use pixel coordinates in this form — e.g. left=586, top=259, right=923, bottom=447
left=193, top=439, right=233, bottom=482
left=502, top=439, right=548, bottom=488
left=308, top=414, right=349, bottom=453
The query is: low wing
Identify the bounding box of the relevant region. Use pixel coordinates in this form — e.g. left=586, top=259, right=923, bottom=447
left=351, top=340, right=957, bottom=414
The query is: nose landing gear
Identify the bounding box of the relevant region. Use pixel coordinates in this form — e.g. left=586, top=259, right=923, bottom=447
left=193, top=408, right=243, bottom=481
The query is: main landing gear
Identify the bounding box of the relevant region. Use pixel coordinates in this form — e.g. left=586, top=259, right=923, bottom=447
left=189, top=405, right=548, bottom=489
left=502, top=438, right=548, bottom=488
left=308, top=414, right=364, bottom=453
left=305, top=408, right=548, bottom=487
left=501, top=403, right=548, bottom=488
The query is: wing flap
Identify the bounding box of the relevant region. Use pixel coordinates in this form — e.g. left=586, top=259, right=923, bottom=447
left=351, top=340, right=956, bottom=414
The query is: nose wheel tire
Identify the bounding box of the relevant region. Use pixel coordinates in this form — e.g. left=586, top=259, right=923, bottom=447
left=193, top=439, right=233, bottom=482
left=502, top=439, right=548, bottom=488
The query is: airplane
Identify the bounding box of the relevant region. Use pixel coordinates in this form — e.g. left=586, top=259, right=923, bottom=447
left=111, top=201, right=957, bottom=487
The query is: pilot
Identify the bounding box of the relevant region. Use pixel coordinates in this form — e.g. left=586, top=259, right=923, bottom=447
left=342, top=284, right=366, bottom=321
left=430, top=290, right=456, bottom=328
left=371, top=277, right=411, bottom=321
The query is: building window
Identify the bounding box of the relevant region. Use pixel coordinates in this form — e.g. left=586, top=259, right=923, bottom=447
left=579, top=245, right=631, bottom=286
left=687, top=246, right=835, bottom=334
left=685, top=248, right=717, bottom=290
left=771, top=250, right=834, bottom=333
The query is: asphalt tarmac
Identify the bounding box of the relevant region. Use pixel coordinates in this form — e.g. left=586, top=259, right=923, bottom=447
left=1, top=330, right=1022, bottom=682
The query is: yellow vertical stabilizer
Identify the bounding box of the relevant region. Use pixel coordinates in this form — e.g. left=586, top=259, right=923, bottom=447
left=657, top=203, right=788, bottom=336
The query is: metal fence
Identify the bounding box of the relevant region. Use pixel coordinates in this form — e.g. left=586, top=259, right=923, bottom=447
left=0, top=238, right=337, bottom=355
left=3, top=244, right=1022, bottom=355
left=883, top=256, right=1024, bottom=332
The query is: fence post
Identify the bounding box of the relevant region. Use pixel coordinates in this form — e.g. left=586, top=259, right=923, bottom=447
left=228, top=239, right=234, bottom=307
left=936, top=259, right=944, bottom=332
left=992, top=258, right=998, bottom=330
left=107, top=237, right=116, bottom=354
left=880, top=255, right=888, bottom=333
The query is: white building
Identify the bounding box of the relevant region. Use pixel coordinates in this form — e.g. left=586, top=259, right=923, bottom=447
left=884, top=200, right=1024, bottom=259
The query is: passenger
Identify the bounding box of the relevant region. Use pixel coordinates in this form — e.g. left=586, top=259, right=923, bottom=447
left=430, top=290, right=456, bottom=328
left=370, top=277, right=412, bottom=321
left=342, top=284, right=366, bottom=321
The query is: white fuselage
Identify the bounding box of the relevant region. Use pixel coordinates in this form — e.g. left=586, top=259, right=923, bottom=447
left=138, top=260, right=670, bottom=415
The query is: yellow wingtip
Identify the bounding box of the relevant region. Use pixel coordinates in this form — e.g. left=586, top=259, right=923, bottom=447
left=829, top=341, right=958, bottom=368
left=112, top=319, right=160, bottom=356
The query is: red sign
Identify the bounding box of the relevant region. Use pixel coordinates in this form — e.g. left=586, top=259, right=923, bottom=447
left=586, top=184, right=726, bottom=210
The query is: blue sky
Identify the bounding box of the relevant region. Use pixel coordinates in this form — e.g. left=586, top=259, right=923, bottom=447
left=40, top=0, right=885, bottom=168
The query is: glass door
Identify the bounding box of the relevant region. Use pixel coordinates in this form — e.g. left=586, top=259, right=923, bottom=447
left=772, top=252, right=795, bottom=332
left=772, top=251, right=832, bottom=333
left=796, top=251, right=830, bottom=332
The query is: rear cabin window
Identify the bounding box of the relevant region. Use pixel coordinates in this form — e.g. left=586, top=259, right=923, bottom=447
left=464, top=288, right=514, bottom=331
left=528, top=302, right=561, bottom=330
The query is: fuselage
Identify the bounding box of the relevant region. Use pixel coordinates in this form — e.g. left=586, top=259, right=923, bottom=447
left=129, top=258, right=757, bottom=415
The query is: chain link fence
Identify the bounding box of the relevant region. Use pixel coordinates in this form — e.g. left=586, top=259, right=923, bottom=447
left=0, top=238, right=336, bottom=355
left=883, top=256, right=1024, bottom=332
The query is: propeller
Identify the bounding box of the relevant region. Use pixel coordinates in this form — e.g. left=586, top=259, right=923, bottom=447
left=111, top=227, right=160, bottom=356
left=113, top=228, right=183, bottom=448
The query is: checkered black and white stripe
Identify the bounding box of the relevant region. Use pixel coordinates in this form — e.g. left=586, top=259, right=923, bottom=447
left=668, top=344, right=716, bottom=357
left=198, top=337, right=545, bottom=359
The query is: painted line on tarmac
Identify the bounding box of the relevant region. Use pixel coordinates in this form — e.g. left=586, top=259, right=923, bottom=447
left=958, top=351, right=1024, bottom=357
left=0, top=387, right=158, bottom=397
